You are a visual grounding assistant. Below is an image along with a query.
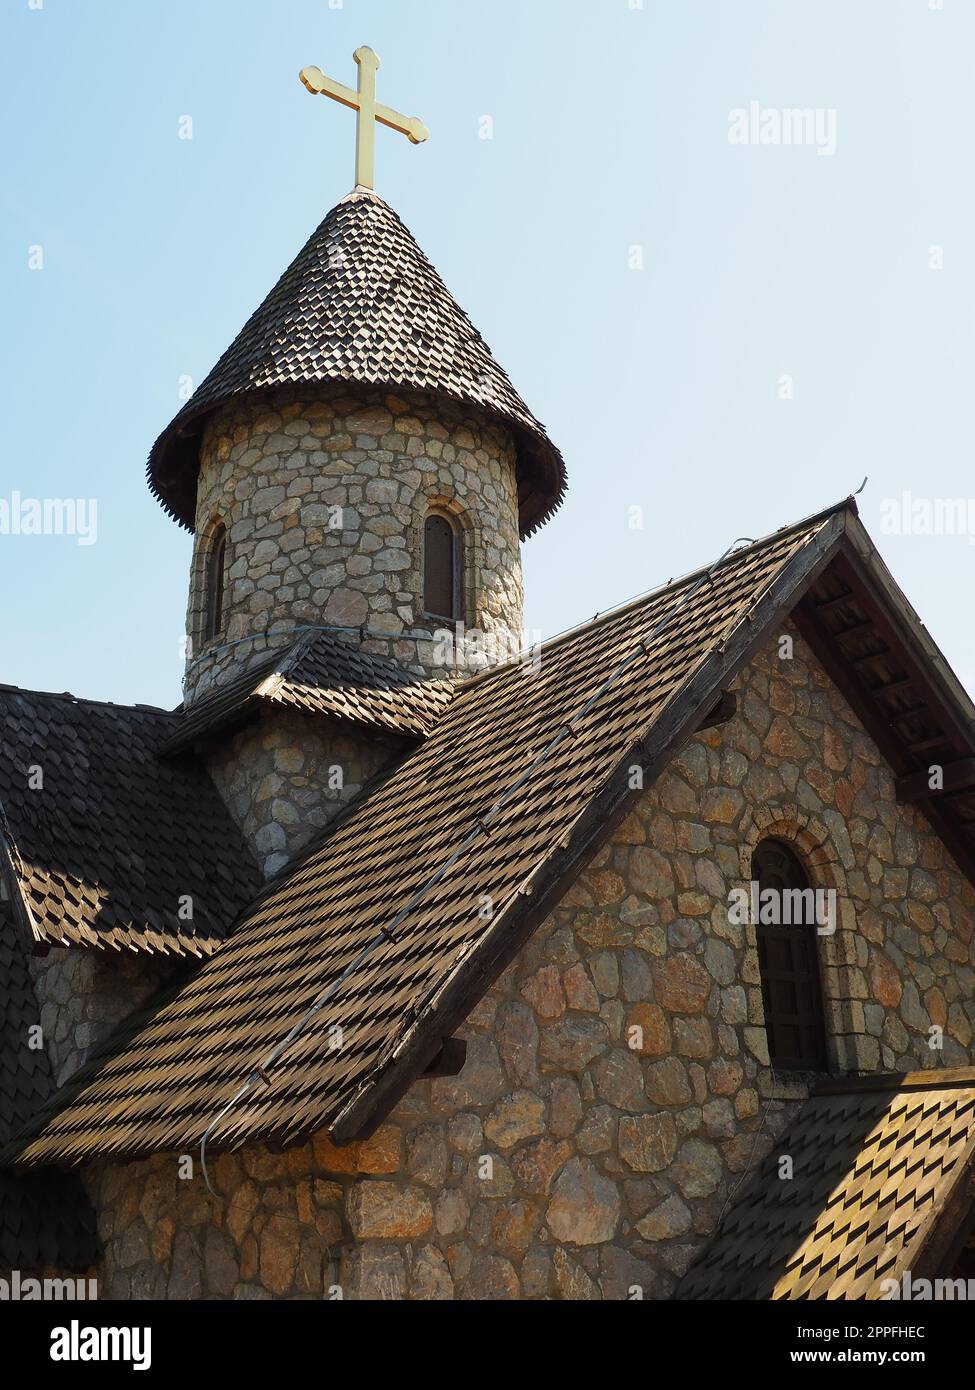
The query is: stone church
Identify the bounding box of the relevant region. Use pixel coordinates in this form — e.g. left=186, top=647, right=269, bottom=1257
left=3, top=51, right=975, bottom=1302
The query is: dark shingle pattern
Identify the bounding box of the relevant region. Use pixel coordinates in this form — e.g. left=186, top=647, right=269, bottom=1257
left=0, top=689, right=261, bottom=956
left=679, top=1078, right=975, bottom=1300
left=6, top=516, right=838, bottom=1166
left=148, top=190, right=566, bottom=538
left=0, top=909, right=98, bottom=1270
left=0, top=908, right=53, bottom=1130
left=163, top=630, right=456, bottom=757
left=0, top=1171, right=98, bottom=1272
left=277, top=630, right=456, bottom=734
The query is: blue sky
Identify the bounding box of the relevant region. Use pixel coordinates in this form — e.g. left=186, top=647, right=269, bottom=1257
left=2, top=0, right=973, bottom=708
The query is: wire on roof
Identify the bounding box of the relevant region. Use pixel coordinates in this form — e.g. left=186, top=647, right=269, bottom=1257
left=182, top=533, right=763, bottom=697
left=199, top=526, right=764, bottom=1191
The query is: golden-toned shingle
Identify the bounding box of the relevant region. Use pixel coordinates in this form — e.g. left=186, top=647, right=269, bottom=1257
left=5, top=507, right=847, bottom=1167
left=162, top=629, right=457, bottom=758
left=0, top=689, right=261, bottom=957
left=680, top=1074, right=975, bottom=1300
left=0, top=908, right=98, bottom=1269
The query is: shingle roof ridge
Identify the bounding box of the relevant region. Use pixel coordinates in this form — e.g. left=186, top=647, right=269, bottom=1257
left=456, top=496, right=858, bottom=696
left=275, top=628, right=320, bottom=680
left=163, top=626, right=455, bottom=758
left=177, top=640, right=300, bottom=713
left=0, top=683, right=173, bottom=718
left=0, top=502, right=855, bottom=1164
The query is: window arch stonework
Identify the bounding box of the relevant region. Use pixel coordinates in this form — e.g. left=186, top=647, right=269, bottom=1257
left=423, top=511, right=460, bottom=621
left=191, top=515, right=231, bottom=656
left=737, top=805, right=870, bottom=1073
left=752, top=838, right=829, bottom=1071
left=409, top=493, right=480, bottom=629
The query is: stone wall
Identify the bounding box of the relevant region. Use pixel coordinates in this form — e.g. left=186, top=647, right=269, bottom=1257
left=184, top=386, right=525, bottom=705
left=24, top=709, right=408, bottom=1090
left=29, top=948, right=180, bottom=1087
left=78, top=625, right=975, bottom=1298
left=205, top=709, right=408, bottom=879
left=20, top=708, right=406, bottom=1110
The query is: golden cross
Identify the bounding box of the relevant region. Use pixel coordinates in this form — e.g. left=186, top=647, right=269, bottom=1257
left=300, top=46, right=429, bottom=192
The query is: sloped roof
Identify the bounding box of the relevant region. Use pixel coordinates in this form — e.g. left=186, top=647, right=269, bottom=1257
left=0, top=909, right=98, bottom=1270
left=795, top=553, right=975, bottom=885
left=0, top=908, right=52, bottom=1127
left=148, top=189, right=566, bottom=539
left=679, top=1071, right=975, bottom=1299
left=0, top=687, right=261, bottom=957
left=163, top=629, right=457, bottom=758
left=4, top=503, right=854, bottom=1166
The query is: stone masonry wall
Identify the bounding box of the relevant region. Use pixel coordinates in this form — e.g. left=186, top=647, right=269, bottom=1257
left=23, top=712, right=408, bottom=1089
left=205, top=709, right=408, bottom=879
left=184, top=386, right=525, bottom=706
left=28, top=948, right=180, bottom=1087
left=82, top=625, right=975, bottom=1298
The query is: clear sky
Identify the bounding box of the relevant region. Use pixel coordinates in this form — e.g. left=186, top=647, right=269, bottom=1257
left=2, top=0, right=973, bottom=708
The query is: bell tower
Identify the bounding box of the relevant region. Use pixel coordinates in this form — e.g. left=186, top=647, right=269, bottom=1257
left=150, top=186, right=564, bottom=700
left=145, top=47, right=566, bottom=874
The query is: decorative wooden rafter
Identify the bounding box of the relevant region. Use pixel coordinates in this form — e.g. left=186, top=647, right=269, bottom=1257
left=896, top=758, right=975, bottom=804
left=696, top=691, right=737, bottom=732
left=814, top=590, right=856, bottom=615
left=795, top=542, right=975, bottom=886
left=421, top=1038, right=467, bottom=1078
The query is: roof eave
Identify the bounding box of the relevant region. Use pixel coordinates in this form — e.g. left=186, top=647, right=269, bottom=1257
left=0, top=798, right=45, bottom=957
left=795, top=516, right=975, bottom=886
left=148, top=382, right=567, bottom=542
left=325, top=507, right=851, bottom=1145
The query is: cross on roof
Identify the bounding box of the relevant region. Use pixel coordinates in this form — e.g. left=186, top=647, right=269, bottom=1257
left=300, top=46, right=429, bottom=192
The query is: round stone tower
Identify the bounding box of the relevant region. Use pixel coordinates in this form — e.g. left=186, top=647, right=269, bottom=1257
left=148, top=190, right=566, bottom=707
left=147, top=189, right=565, bottom=877
left=183, top=384, right=523, bottom=702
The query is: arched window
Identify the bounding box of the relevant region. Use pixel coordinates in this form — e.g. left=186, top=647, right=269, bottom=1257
left=752, top=839, right=828, bottom=1071
left=204, top=522, right=227, bottom=642
left=423, top=511, right=461, bottom=621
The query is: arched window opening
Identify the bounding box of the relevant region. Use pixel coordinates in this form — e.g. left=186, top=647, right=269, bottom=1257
left=424, top=511, right=461, bottom=621
left=752, top=838, right=828, bottom=1071
left=204, top=522, right=227, bottom=643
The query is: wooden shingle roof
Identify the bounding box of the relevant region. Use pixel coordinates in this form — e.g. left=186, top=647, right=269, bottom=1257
left=0, top=909, right=98, bottom=1270
left=5, top=504, right=853, bottom=1167
left=0, top=909, right=52, bottom=1129
left=163, top=629, right=457, bottom=758
left=0, top=688, right=261, bottom=957
left=679, top=1072, right=975, bottom=1300
left=148, top=189, right=567, bottom=539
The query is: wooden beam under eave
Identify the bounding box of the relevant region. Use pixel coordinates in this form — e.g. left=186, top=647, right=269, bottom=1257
left=816, top=1067, right=975, bottom=1096
left=896, top=758, right=975, bottom=804
left=422, top=1038, right=467, bottom=1078
left=792, top=602, right=912, bottom=775
left=332, top=515, right=852, bottom=1145
left=833, top=547, right=973, bottom=757
left=814, top=589, right=857, bottom=615
left=696, top=691, right=737, bottom=733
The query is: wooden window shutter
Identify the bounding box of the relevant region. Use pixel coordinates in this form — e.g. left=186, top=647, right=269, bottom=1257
left=424, top=514, right=457, bottom=620
left=753, top=839, right=828, bottom=1071
left=205, top=525, right=227, bottom=642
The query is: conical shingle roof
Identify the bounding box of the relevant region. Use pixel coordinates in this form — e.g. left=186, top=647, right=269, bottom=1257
left=148, top=189, right=566, bottom=538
